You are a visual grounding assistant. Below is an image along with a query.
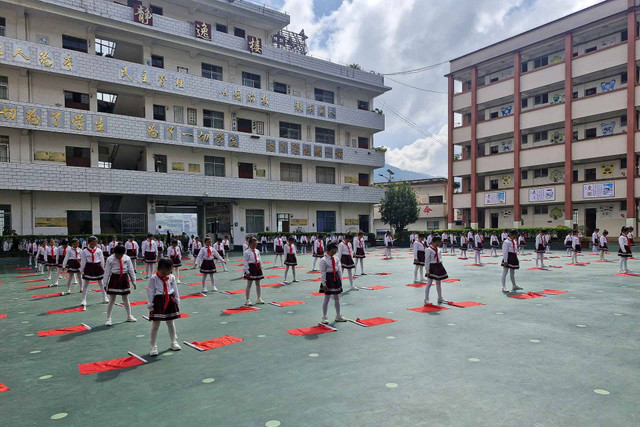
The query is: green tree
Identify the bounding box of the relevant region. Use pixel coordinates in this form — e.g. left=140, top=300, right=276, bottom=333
left=348, top=63, right=361, bottom=69
left=379, top=182, right=419, bottom=233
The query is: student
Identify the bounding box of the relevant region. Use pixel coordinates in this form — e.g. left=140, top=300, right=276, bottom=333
left=243, top=235, right=251, bottom=253
left=62, top=239, right=82, bottom=294
left=36, top=240, right=47, bottom=275
left=195, top=237, right=225, bottom=293
left=518, top=234, right=526, bottom=254
left=213, top=238, right=228, bottom=272
left=191, top=237, right=202, bottom=269
left=591, top=228, right=600, bottom=255
left=141, top=234, right=158, bottom=278
left=384, top=232, right=393, bottom=259
left=450, top=233, right=457, bottom=255
left=413, top=233, right=426, bottom=283
left=441, top=231, right=449, bottom=253
left=564, top=233, right=573, bottom=256
left=243, top=237, right=264, bottom=306
left=353, top=232, right=367, bottom=275
left=107, top=236, right=118, bottom=258
left=146, top=258, right=181, bottom=356
left=425, top=235, right=448, bottom=305
left=188, top=235, right=194, bottom=256
left=571, top=230, right=581, bottom=264
left=222, top=236, right=231, bottom=263
left=501, top=229, right=522, bottom=293
left=300, top=234, right=308, bottom=255
left=283, top=236, right=299, bottom=284
left=79, top=236, right=107, bottom=306
left=260, top=235, right=268, bottom=253
left=459, top=234, right=467, bottom=258
left=53, top=239, right=69, bottom=286
left=467, top=230, right=475, bottom=252
left=535, top=230, right=547, bottom=269
left=98, top=239, right=107, bottom=255
left=312, top=234, right=325, bottom=271
left=490, top=232, right=499, bottom=257
left=544, top=230, right=552, bottom=254
left=501, top=230, right=508, bottom=243
left=598, top=230, right=609, bottom=261
left=27, top=239, right=36, bottom=267
left=319, top=242, right=347, bottom=324
left=124, top=235, right=139, bottom=262
left=626, top=226, right=634, bottom=256
left=409, top=232, right=416, bottom=246
left=45, top=239, right=58, bottom=282
left=426, top=231, right=434, bottom=246
left=167, top=240, right=182, bottom=283
left=618, top=227, right=632, bottom=273
left=273, top=234, right=285, bottom=267
left=157, top=238, right=164, bottom=257
left=473, top=230, right=484, bottom=265
left=338, top=234, right=358, bottom=291
left=103, top=245, right=138, bottom=326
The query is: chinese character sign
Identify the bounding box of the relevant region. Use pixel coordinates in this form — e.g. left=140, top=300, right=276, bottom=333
left=133, top=4, right=153, bottom=26
left=247, top=36, right=263, bottom=54
left=195, top=21, right=211, bottom=41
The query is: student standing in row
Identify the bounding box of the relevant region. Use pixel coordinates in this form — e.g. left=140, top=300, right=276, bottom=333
left=191, top=237, right=202, bottom=269
left=157, top=238, right=164, bottom=257
left=441, top=231, right=449, bottom=253
left=570, top=230, right=581, bottom=264
left=300, top=235, right=308, bottom=255
left=103, top=245, right=137, bottom=326
left=618, top=227, right=632, bottom=273
left=564, top=233, right=573, bottom=256
left=626, top=226, right=634, bottom=256
left=501, top=230, right=522, bottom=293
left=459, top=234, right=468, bottom=258
left=53, top=240, right=69, bottom=287
left=141, top=234, right=158, bottom=278
left=338, top=234, right=358, bottom=291
left=384, top=232, right=393, bottom=259
left=243, top=237, right=264, bottom=306
left=107, top=236, right=118, bottom=258
left=80, top=236, right=107, bottom=306
left=222, top=236, right=231, bottom=264
left=27, top=239, right=36, bottom=267
left=283, top=236, right=298, bottom=284
left=592, top=228, right=600, bottom=255
left=273, top=234, right=285, bottom=268
left=450, top=233, right=457, bottom=255
left=260, top=235, right=268, bottom=253
left=473, top=231, right=484, bottom=265
left=45, top=239, right=58, bottom=282
left=319, top=242, right=347, bottom=324
left=147, top=258, right=181, bottom=356
left=425, top=236, right=447, bottom=305
left=413, top=233, right=426, bottom=283
left=312, top=235, right=324, bottom=271
left=598, top=230, right=609, bottom=261
left=535, top=230, right=547, bottom=269
left=125, top=235, right=139, bottom=262
left=490, top=232, right=499, bottom=257
left=518, top=234, right=526, bottom=254
left=167, top=240, right=182, bottom=284
left=62, top=239, right=82, bottom=294
left=353, top=231, right=367, bottom=275
left=195, top=237, right=225, bottom=293
left=214, top=238, right=228, bottom=272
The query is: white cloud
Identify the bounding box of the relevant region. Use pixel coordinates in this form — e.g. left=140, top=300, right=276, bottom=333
left=384, top=124, right=448, bottom=176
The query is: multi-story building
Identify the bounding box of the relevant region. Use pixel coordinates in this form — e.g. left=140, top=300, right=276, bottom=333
left=0, top=0, right=389, bottom=243
left=447, top=0, right=638, bottom=234
left=373, top=177, right=448, bottom=233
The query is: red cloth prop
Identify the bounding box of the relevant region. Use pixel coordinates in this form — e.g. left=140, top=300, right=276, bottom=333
left=375, top=272, right=392, bottom=276
left=508, top=292, right=546, bottom=299
left=363, top=286, right=389, bottom=290
left=0, top=382, right=9, bottom=393
left=286, top=325, right=336, bottom=336
left=446, top=301, right=485, bottom=308
left=25, top=285, right=50, bottom=290
left=406, top=283, right=426, bottom=288
left=0, top=314, right=6, bottom=319
left=614, top=273, right=638, bottom=277
left=24, top=279, right=46, bottom=283
left=78, top=356, right=144, bottom=375
left=264, top=275, right=280, bottom=279
left=567, top=262, right=590, bottom=266
left=32, top=293, right=63, bottom=298
left=38, top=324, right=90, bottom=337
left=16, top=274, right=37, bottom=278
left=408, top=304, right=450, bottom=313
left=270, top=300, right=305, bottom=307
left=457, top=257, right=468, bottom=260
left=188, top=335, right=243, bottom=351
left=539, top=289, right=567, bottom=295
left=307, top=271, right=321, bottom=275
left=309, top=277, right=323, bottom=282
left=46, top=306, right=85, bottom=315
left=310, top=292, right=324, bottom=296
left=272, top=267, right=286, bottom=270
left=226, top=289, right=246, bottom=295
left=442, top=279, right=460, bottom=283
left=222, top=306, right=260, bottom=314
left=466, top=264, right=484, bottom=267
left=354, top=317, right=396, bottom=327
left=261, top=283, right=284, bottom=288
left=129, top=300, right=148, bottom=306
left=549, top=265, right=563, bottom=268
left=180, top=294, right=205, bottom=299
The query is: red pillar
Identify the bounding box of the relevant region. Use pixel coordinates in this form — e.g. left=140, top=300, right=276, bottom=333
left=447, top=75, right=455, bottom=227
left=564, top=34, right=573, bottom=225
left=513, top=52, right=522, bottom=225
left=626, top=7, right=636, bottom=223
left=470, top=67, right=478, bottom=226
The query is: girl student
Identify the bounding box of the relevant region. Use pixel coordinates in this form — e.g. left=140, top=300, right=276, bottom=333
left=260, top=235, right=268, bottom=253
left=300, top=234, right=308, bottom=255
left=191, top=236, right=202, bottom=269
left=384, top=231, right=393, bottom=259
left=413, top=233, right=426, bottom=283
left=222, top=236, right=231, bottom=263
left=312, top=234, right=325, bottom=271
left=598, top=230, right=609, bottom=261
left=353, top=231, right=367, bottom=276
left=107, top=236, right=118, bottom=258
left=28, top=239, right=36, bottom=267
left=490, top=231, right=499, bottom=257
left=564, top=233, right=573, bottom=256
left=273, top=233, right=285, bottom=267
left=501, top=229, right=522, bottom=293
left=157, top=238, right=165, bottom=257
left=243, top=236, right=265, bottom=306
left=618, top=226, right=632, bottom=273
left=213, top=237, right=228, bottom=272
left=441, top=231, right=449, bottom=253
left=53, top=239, right=69, bottom=287
left=337, top=234, right=359, bottom=291
left=473, top=230, right=484, bottom=265
left=283, top=236, right=299, bottom=284
left=459, top=233, right=468, bottom=258
left=124, top=235, right=139, bottom=262
left=45, top=238, right=58, bottom=282
left=570, top=230, right=581, bottom=265
left=167, top=240, right=182, bottom=284
left=450, top=233, right=457, bottom=255
left=146, top=257, right=182, bottom=356
left=319, top=242, right=347, bottom=324
left=103, top=245, right=137, bottom=326
left=36, top=240, right=47, bottom=274
left=141, top=234, right=159, bottom=278
left=425, top=235, right=448, bottom=305
left=79, top=236, right=107, bottom=306
left=194, top=237, right=225, bottom=293
left=62, top=238, right=82, bottom=294
left=518, top=233, right=526, bottom=254
left=535, top=229, right=548, bottom=269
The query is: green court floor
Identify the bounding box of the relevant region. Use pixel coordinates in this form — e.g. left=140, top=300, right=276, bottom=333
left=0, top=246, right=638, bottom=426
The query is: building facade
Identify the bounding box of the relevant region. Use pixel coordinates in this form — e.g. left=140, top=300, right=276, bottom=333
left=373, top=178, right=448, bottom=233
left=448, top=0, right=638, bottom=234
left=0, top=0, right=389, bottom=242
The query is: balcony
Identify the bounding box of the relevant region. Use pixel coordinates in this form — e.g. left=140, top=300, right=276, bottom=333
left=476, top=115, right=513, bottom=139
left=520, top=62, right=565, bottom=92
left=476, top=189, right=514, bottom=208
left=452, top=159, right=471, bottom=176
left=477, top=78, right=514, bottom=104
left=520, top=103, right=564, bottom=130
left=477, top=152, right=513, bottom=174
left=571, top=88, right=626, bottom=120
left=520, top=144, right=565, bottom=168
left=452, top=192, right=472, bottom=209
left=520, top=184, right=565, bottom=204
left=572, top=42, right=627, bottom=78
left=453, top=91, right=471, bottom=112
left=571, top=178, right=626, bottom=202
left=453, top=125, right=471, bottom=144
left=573, top=133, right=626, bottom=161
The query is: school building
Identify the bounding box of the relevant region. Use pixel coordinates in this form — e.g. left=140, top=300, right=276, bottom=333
left=0, top=0, right=389, bottom=243
left=447, top=0, right=640, bottom=234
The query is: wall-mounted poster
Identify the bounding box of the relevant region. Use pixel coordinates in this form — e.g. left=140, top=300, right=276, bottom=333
left=290, top=219, right=308, bottom=226
left=529, top=187, right=556, bottom=202
left=484, top=192, right=506, bottom=205
left=584, top=182, right=614, bottom=199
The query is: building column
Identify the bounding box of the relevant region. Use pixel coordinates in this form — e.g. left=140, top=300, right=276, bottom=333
left=626, top=6, right=637, bottom=227
left=513, top=52, right=522, bottom=229
left=447, top=75, right=455, bottom=229
left=90, top=195, right=101, bottom=234
left=563, top=33, right=574, bottom=228
left=20, top=191, right=33, bottom=235
left=147, top=198, right=157, bottom=234
left=470, top=67, right=478, bottom=229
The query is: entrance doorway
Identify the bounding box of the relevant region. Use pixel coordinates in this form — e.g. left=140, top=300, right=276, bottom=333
left=277, top=213, right=290, bottom=232
left=490, top=212, right=499, bottom=229
left=585, top=208, right=597, bottom=235
left=359, top=215, right=370, bottom=233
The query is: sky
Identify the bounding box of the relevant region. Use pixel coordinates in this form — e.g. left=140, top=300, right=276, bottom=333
left=260, top=0, right=603, bottom=177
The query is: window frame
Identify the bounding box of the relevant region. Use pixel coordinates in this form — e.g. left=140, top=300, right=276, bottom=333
left=314, top=88, right=335, bottom=104
left=204, top=156, right=225, bottom=177
left=316, top=166, right=336, bottom=184
left=0, top=135, right=9, bottom=162
left=202, top=63, right=223, bottom=81
left=315, top=127, right=335, bottom=145
left=280, top=162, right=303, bottom=182
left=279, top=121, right=302, bottom=140
left=246, top=209, right=265, bottom=233
left=241, top=71, right=261, bottom=89
left=153, top=104, right=166, bottom=121
left=151, top=55, right=164, bottom=69
left=62, top=34, right=88, bottom=53
left=203, top=109, right=224, bottom=129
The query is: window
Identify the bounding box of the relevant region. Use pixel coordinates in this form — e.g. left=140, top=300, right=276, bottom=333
left=280, top=163, right=302, bottom=182
left=149, top=4, right=163, bottom=15
left=490, top=179, right=499, bottom=190
left=533, top=168, right=548, bottom=178
left=315, top=127, right=335, bottom=145
left=314, top=88, right=335, bottom=104
left=151, top=55, right=164, bottom=69
left=534, top=93, right=548, bottom=105
left=67, top=210, right=92, bottom=235
left=177, top=66, right=188, bottom=74
left=521, top=98, right=528, bottom=108
left=316, top=166, right=335, bottom=184
left=522, top=207, right=528, bottom=215
left=573, top=91, right=578, bottom=99
left=621, top=200, right=627, bottom=211
left=622, top=71, right=628, bottom=84
left=585, top=168, right=596, bottom=181
left=0, top=204, right=11, bottom=236
left=238, top=162, right=253, bottom=179
left=584, top=46, right=597, bottom=53
left=237, top=118, right=252, bottom=133
left=490, top=77, right=499, bottom=83
left=204, top=156, right=225, bottom=177
left=154, top=154, right=167, bottom=173
left=621, top=158, right=627, bottom=169
left=429, top=195, right=444, bottom=204
left=585, top=128, right=597, bottom=139
left=573, top=170, right=579, bottom=181
left=65, top=146, right=90, bottom=168
left=127, top=0, right=142, bottom=6
left=316, top=211, right=336, bottom=233
left=64, top=91, right=90, bottom=110
left=490, top=145, right=499, bottom=154
left=534, top=205, right=548, bottom=214
left=273, top=82, right=287, bottom=94
left=280, top=122, right=302, bottom=140
left=0, top=135, right=8, bottom=162
left=573, top=131, right=579, bottom=141
left=202, top=63, right=223, bottom=81
left=153, top=105, right=166, bottom=121
left=489, top=111, right=499, bottom=119
left=246, top=209, right=264, bottom=233
left=358, top=137, right=369, bottom=149
left=174, top=106, right=184, bottom=124
left=0, top=17, right=5, bottom=37
left=622, top=29, right=628, bottom=42
left=533, top=56, right=548, bottom=69
left=358, top=100, right=370, bottom=111
left=203, top=110, right=224, bottom=129
left=253, top=121, right=264, bottom=135
left=533, top=131, right=548, bottom=142
left=0, top=75, right=8, bottom=99
left=97, top=92, right=117, bottom=114
left=585, top=87, right=597, bottom=96
left=426, top=221, right=440, bottom=229
left=215, top=23, right=227, bottom=33
left=95, top=38, right=116, bottom=57
left=622, top=114, right=628, bottom=127
left=521, top=134, right=528, bottom=144
left=187, top=108, right=197, bottom=125
left=359, top=173, right=370, bottom=187
left=242, top=72, right=261, bottom=89
left=521, top=170, right=528, bottom=180
left=62, top=35, right=88, bottom=53
left=521, top=62, right=528, bottom=73
left=234, top=27, right=246, bottom=38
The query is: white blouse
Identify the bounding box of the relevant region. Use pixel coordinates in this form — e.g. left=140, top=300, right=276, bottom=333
left=242, top=248, right=263, bottom=275
left=103, top=254, right=136, bottom=285
left=319, top=254, right=342, bottom=286
left=195, top=246, right=224, bottom=264
left=146, top=274, right=180, bottom=309
left=141, top=240, right=158, bottom=254
left=80, top=247, right=105, bottom=270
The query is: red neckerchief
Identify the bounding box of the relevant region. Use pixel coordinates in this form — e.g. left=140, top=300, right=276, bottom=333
left=207, top=246, right=212, bottom=257
left=74, top=248, right=79, bottom=259
left=88, top=247, right=96, bottom=262
left=511, top=238, right=516, bottom=252
left=420, top=241, right=426, bottom=251
left=429, top=245, right=439, bottom=263
left=156, top=273, right=170, bottom=310
left=331, top=256, right=337, bottom=281
left=50, top=247, right=55, bottom=258
left=289, top=244, right=293, bottom=254
left=119, top=257, right=123, bottom=275
left=347, top=243, right=351, bottom=256
left=318, top=241, right=323, bottom=253
left=623, top=235, right=629, bottom=246
left=61, top=247, right=67, bottom=258
left=358, top=238, right=363, bottom=248
left=253, top=249, right=259, bottom=265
